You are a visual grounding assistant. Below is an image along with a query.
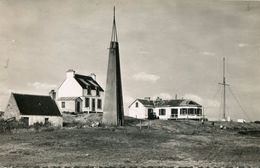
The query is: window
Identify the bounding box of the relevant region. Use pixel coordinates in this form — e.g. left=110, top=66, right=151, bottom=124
left=194, top=109, right=197, bottom=115
left=159, top=109, right=166, bottom=116
left=171, top=109, right=178, bottom=118
left=197, top=109, right=202, bottom=116
left=62, top=102, right=65, bottom=108
left=45, top=118, right=49, bottom=124
left=97, top=99, right=102, bottom=109
left=92, top=98, right=96, bottom=111
left=135, top=102, right=138, bottom=108
left=180, top=108, right=187, bottom=115
left=87, top=87, right=91, bottom=95
left=96, top=88, right=100, bottom=96
left=85, top=98, right=90, bottom=107
left=20, top=117, right=29, bottom=127
left=188, top=108, right=194, bottom=115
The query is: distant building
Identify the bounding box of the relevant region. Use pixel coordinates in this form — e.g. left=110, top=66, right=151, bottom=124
left=128, top=97, right=203, bottom=120
left=4, top=93, right=62, bottom=126
left=237, top=119, right=246, bottom=123
left=55, top=69, right=104, bottom=114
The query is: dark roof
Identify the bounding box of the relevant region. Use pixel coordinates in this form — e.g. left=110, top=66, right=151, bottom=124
left=74, top=74, right=104, bottom=91
left=134, top=99, right=202, bottom=108
left=155, top=99, right=201, bottom=107
left=154, top=99, right=184, bottom=107
left=13, top=93, right=61, bottom=116
left=137, top=99, right=154, bottom=106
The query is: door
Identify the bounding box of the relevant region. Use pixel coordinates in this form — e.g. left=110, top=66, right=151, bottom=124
left=92, top=99, right=96, bottom=112
left=171, top=109, right=178, bottom=118
left=148, top=109, right=155, bottom=119
left=75, top=101, right=80, bottom=113
left=20, top=117, right=29, bottom=127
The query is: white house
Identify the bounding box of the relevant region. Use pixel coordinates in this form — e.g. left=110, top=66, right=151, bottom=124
left=4, top=93, right=63, bottom=127
left=55, top=69, right=104, bottom=114
left=128, top=97, right=203, bottom=120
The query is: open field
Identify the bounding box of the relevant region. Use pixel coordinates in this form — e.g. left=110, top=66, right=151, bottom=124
left=0, top=119, right=260, bottom=167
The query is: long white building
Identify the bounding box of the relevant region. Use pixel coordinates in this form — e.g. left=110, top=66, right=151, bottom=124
left=128, top=97, right=203, bottom=120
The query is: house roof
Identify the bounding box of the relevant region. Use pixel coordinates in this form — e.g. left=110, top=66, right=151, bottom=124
left=74, top=74, right=104, bottom=91
left=13, top=93, right=62, bottom=116
left=155, top=99, right=201, bottom=107
left=132, top=99, right=202, bottom=108
left=137, top=99, right=154, bottom=107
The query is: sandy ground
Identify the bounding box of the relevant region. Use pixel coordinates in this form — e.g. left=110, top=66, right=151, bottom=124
left=0, top=119, right=260, bottom=167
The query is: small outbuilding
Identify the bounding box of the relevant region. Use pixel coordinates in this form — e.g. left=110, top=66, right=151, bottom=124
left=4, top=93, right=63, bottom=127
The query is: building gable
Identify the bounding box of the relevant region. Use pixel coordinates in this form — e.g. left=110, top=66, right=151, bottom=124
left=4, top=93, right=20, bottom=119
left=58, top=77, right=83, bottom=97
left=128, top=99, right=154, bottom=108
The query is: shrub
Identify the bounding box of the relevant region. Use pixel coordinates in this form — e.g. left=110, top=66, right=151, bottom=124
left=32, top=122, right=45, bottom=132
left=0, top=118, right=27, bottom=133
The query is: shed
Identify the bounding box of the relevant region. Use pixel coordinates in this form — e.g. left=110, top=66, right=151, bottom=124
left=4, top=93, right=63, bottom=127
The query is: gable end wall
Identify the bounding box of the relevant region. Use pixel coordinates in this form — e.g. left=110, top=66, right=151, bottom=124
left=4, top=94, right=21, bottom=120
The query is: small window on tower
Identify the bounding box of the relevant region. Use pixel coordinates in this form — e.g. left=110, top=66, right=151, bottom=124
left=136, top=102, right=138, bottom=108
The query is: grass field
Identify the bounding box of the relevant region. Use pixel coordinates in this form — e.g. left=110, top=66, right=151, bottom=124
left=0, top=119, right=260, bottom=167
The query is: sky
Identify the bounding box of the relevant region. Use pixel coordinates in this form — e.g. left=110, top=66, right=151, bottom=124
left=0, top=0, right=260, bottom=121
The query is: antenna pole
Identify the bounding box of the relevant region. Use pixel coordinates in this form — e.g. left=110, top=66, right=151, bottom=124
left=111, top=6, right=118, bottom=42
left=113, top=6, right=115, bottom=21
left=223, top=57, right=226, bottom=120
left=218, top=57, right=229, bottom=121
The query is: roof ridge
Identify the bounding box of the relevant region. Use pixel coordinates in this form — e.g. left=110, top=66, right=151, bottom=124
left=75, top=74, right=91, bottom=77
left=12, top=92, right=49, bottom=97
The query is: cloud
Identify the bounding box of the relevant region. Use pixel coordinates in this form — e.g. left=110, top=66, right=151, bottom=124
left=238, top=43, right=249, bottom=48
left=133, top=72, right=160, bottom=83
left=27, top=82, right=57, bottom=90
left=152, top=93, right=173, bottom=100
left=201, top=51, right=215, bottom=56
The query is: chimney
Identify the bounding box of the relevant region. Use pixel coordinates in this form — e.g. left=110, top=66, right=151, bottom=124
left=144, top=97, right=150, bottom=100
left=49, top=90, right=56, bottom=100
left=156, top=97, right=162, bottom=101
left=66, top=69, right=75, bottom=79
left=90, top=73, right=96, bottom=81
left=175, top=94, right=178, bottom=100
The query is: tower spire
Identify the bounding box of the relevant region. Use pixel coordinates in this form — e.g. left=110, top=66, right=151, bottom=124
left=103, top=6, right=124, bottom=126
left=111, top=6, right=118, bottom=42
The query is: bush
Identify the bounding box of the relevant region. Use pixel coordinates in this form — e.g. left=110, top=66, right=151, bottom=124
left=32, top=122, right=45, bottom=131
left=0, top=118, right=28, bottom=133
left=0, top=118, right=55, bottom=133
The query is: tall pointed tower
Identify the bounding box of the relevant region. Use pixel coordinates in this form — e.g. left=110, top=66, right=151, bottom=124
left=102, top=7, right=124, bottom=126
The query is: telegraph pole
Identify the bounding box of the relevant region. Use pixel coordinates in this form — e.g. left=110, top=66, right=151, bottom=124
left=218, top=57, right=229, bottom=120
